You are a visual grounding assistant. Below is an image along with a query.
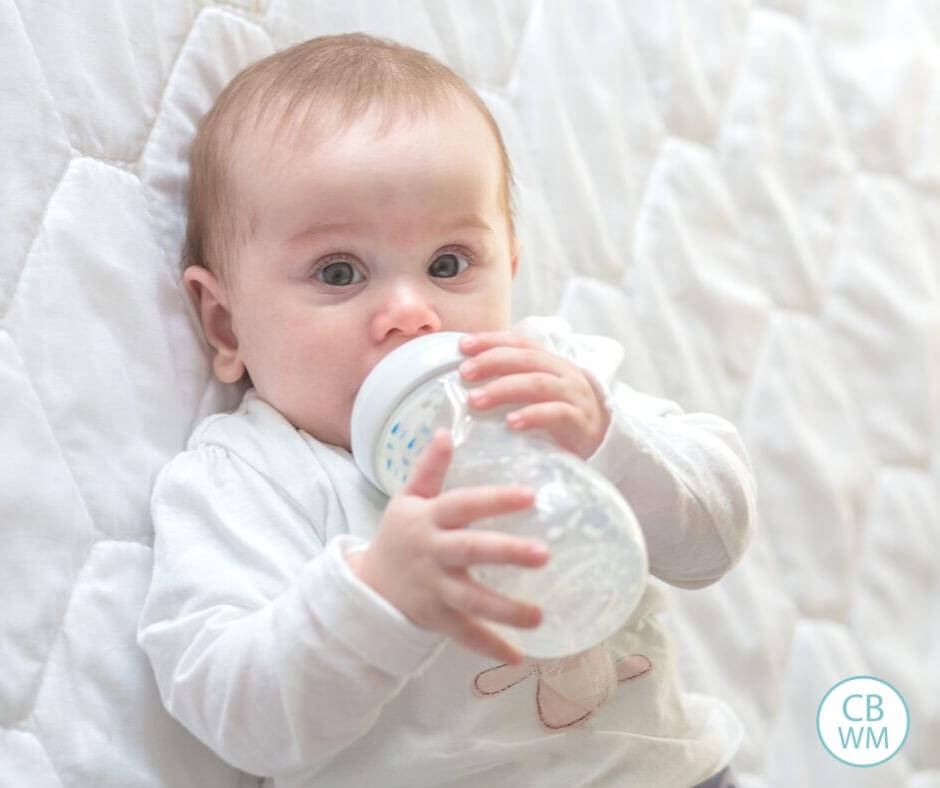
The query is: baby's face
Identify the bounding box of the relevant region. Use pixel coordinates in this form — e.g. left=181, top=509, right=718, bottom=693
left=222, top=101, right=518, bottom=449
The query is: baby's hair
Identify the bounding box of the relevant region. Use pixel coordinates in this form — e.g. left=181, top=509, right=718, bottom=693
left=184, top=32, right=515, bottom=280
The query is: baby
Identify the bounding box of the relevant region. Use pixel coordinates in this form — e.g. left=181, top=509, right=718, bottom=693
left=139, top=33, right=754, bottom=788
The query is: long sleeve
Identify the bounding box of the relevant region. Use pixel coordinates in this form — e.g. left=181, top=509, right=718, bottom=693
left=137, top=443, right=444, bottom=779
left=514, top=315, right=757, bottom=591
left=586, top=381, right=757, bottom=589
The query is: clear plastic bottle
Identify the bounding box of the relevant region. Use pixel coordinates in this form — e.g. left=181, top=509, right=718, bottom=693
left=351, top=332, right=648, bottom=659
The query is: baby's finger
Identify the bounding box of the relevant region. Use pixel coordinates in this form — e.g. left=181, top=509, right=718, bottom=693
left=433, top=485, right=535, bottom=529
left=505, top=401, right=581, bottom=432
left=402, top=428, right=453, bottom=498
left=447, top=613, right=526, bottom=665
left=433, top=529, right=549, bottom=569
left=438, top=574, right=543, bottom=629
left=504, top=402, right=588, bottom=453
left=467, top=372, right=567, bottom=411
left=459, top=331, right=542, bottom=357
left=459, top=346, right=564, bottom=384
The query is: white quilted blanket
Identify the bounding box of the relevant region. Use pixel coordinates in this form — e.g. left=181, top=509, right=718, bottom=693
left=2, top=2, right=938, bottom=786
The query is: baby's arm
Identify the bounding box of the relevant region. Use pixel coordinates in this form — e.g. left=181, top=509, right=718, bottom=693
left=456, top=323, right=757, bottom=588
left=138, top=447, right=439, bottom=779
left=138, top=438, right=545, bottom=779
left=586, top=381, right=757, bottom=588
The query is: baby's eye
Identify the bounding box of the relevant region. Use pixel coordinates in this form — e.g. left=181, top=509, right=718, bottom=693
left=317, top=260, right=363, bottom=287
left=428, top=252, right=469, bottom=278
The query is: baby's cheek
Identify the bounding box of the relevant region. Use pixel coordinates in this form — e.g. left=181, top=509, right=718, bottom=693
left=297, top=368, right=358, bottom=447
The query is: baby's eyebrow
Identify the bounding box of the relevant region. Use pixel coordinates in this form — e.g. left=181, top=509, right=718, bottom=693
left=287, top=221, right=360, bottom=245
left=287, top=215, right=493, bottom=246
left=442, top=215, right=493, bottom=234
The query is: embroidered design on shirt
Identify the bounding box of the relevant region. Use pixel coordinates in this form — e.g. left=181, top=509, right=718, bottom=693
left=472, top=643, right=651, bottom=729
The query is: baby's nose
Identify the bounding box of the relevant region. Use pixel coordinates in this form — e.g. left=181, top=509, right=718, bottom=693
left=372, top=284, right=441, bottom=342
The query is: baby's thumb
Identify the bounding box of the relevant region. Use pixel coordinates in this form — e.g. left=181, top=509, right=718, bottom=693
left=403, top=428, right=453, bottom=498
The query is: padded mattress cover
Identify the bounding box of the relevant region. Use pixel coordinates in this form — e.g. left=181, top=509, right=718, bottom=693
left=1, top=2, right=938, bottom=786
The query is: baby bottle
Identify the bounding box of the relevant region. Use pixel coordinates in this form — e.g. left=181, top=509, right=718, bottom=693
left=351, top=332, right=648, bottom=659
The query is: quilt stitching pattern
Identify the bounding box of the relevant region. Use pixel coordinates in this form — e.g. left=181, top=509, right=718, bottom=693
left=2, top=2, right=937, bottom=785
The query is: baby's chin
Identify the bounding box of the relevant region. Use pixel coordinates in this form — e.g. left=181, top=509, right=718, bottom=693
left=276, top=383, right=363, bottom=452
left=326, top=408, right=355, bottom=453
left=276, top=399, right=352, bottom=452
left=299, top=421, right=351, bottom=452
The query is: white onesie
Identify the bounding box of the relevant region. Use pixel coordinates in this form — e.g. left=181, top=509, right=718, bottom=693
left=138, top=317, right=757, bottom=788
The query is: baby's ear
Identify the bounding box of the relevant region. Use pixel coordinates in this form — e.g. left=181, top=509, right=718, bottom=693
left=510, top=236, right=522, bottom=279
left=181, top=266, right=246, bottom=384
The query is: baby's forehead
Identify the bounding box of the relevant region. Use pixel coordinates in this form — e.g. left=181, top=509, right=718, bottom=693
left=229, top=96, right=504, bottom=204
left=240, top=93, right=491, bottom=164
left=217, top=93, right=512, bottom=256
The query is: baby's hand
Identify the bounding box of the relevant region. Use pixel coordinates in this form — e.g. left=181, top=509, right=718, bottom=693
left=458, top=331, right=610, bottom=459
left=346, top=429, right=548, bottom=665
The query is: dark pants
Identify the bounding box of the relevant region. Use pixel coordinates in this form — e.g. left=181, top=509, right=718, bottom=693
left=691, top=765, right=737, bottom=788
